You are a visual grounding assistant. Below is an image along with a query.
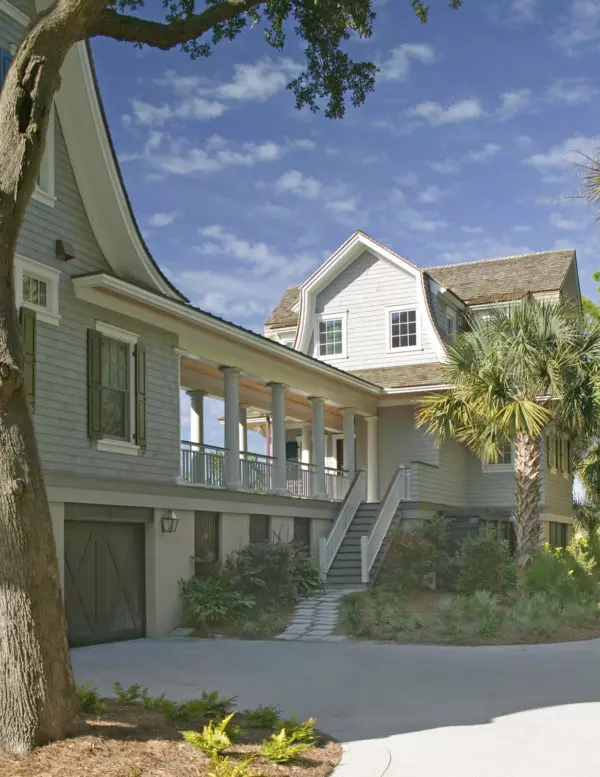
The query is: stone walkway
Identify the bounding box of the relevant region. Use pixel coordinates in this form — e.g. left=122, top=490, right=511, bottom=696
left=275, top=590, right=353, bottom=641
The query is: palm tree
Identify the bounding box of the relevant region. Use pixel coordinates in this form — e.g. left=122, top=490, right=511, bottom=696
left=417, top=297, right=600, bottom=571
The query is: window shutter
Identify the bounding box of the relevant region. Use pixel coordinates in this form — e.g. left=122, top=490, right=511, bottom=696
left=87, top=329, right=103, bottom=439
left=20, top=307, right=36, bottom=411
left=135, top=343, right=147, bottom=448
left=0, top=49, right=13, bottom=91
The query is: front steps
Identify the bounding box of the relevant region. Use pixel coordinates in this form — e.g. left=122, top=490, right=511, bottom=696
left=326, top=502, right=380, bottom=588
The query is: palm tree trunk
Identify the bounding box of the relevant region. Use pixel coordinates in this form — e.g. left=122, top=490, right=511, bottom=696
left=513, top=431, right=543, bottom=571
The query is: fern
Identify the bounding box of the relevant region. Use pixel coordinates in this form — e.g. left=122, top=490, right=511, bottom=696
left=260, top=728, right=313, bottom=764
left=182, top=713, right=236, bottom=756
left=243, top=704, right=281, bottom=729
left=77, top=683, right=106, bottom=715
left=207, top=755, right=255, bottom=777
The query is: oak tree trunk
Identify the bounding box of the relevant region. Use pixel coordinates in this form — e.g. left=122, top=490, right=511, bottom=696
left=513, top=431, right=543, bottom=573
left=0, top=0, right=108, bottom=755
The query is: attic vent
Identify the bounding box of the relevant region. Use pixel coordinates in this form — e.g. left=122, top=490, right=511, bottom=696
left=55, top=239, right=75, bottom=262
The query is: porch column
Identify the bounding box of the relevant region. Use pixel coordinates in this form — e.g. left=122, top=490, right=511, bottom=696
left=342, top=407, right=356, bottom=477
left=269, top=383, right=287, bottom=493
left=221, top=366, right=241, bottom=488
left=301, top=423, right=312, bottom=465
left=187, top=390, right=205, bottom=444
left=310, top=397, right=326, bottom=498
left=366, top=415, right=379, bottom=503
left=239, top=404, right=248, bottom=453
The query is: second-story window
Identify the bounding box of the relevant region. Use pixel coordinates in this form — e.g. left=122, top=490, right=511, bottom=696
left=318, top=318, right=344, bottom=356
left=101, top=336, right=130, bottom=441
left=390, top=309, right=418, bottom=349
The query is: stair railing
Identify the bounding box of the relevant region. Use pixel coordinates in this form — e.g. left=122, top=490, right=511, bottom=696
left=361, top=466, right=410, bottom=583
left=318, top=470, right=366, bottom=574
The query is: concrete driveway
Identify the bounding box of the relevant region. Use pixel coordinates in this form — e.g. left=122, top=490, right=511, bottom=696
left=71, top=637, right=600, bottom=777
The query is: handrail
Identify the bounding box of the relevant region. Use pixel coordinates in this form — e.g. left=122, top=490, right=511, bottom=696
left=361, top=466, right=410, bottom=583
left=318, top=470, right=366, bottom=573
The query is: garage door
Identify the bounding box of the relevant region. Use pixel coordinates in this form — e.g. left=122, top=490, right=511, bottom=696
left=64, top=518, right=146, bottom=646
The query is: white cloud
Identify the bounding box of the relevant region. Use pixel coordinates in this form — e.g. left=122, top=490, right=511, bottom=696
left=526, top=135, right=600, bottom=170
left=467, top=143, right=502, bottom=163
left=497, top=89, right=532, bottom=120
left=396, top=171, right=419, bottom=186
left=275, top=170, right=322, bottom=199
left=326, top=197, right=359, bottom=213
left=419, top=185, right=447, bottom=204
left=391, top=188, right=448, bottom=232
left=407, top=98, right=484, bottom=125
left=546, top=78, right=599, bottom=105
left=461, top=225, right=486, bottom=235
left=123, top=96, right=227, bottom=126
left=148, top=211, right=177, bottom=228
left=553, top=0, right=600, bottom=49
left=512, top=0, right=537, bottom=21
left=154, top=70, right=203, bottom=94
left=427, top=159, right=459, bottom=175
left=379, top=43, right=435, bottom=82
left=293, top=138, right=317, bottom=150
left=549, top=212, right=586, bottom=230
left=215, top=57, right=302, bottom=102
left=124, top=100, right=173, bottom=127
left=512, top=224, right=532, bottom=233
left=175, top=98, right=228, bottom=120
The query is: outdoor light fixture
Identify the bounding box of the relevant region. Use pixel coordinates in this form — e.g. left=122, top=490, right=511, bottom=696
left=161, top=510, right=179, bottom=534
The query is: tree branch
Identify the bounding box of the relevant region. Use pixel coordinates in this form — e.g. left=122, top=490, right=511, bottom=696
left=90, top=1, right=266, bottom=49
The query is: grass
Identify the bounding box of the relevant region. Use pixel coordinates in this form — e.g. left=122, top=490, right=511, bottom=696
left=337, top=587, right=600, bottom=645
left=0, top=690, right=341, bottom=777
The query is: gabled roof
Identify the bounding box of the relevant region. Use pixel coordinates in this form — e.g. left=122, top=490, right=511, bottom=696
left=265, top=285, right=301, bottom=328
left=426, top=249, right=575, bottom=306
left=350, top=363, right=448, bottom=390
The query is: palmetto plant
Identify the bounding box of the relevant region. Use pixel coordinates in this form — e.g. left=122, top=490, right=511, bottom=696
left=417, top=297, right=600, bottom=571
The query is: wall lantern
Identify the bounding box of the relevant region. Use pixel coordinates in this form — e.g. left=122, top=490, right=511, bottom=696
left=161, top=510, right=179, bottom=534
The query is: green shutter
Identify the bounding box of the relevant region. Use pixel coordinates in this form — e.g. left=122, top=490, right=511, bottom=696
left=20, top=307, right=36, bottom=411
left=87, top=329, right=103, bottom=439
left=135, top=343, right=147, bottom=448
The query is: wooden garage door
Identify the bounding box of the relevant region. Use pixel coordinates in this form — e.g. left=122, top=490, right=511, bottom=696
left=65, top=520, right=146, bottom=646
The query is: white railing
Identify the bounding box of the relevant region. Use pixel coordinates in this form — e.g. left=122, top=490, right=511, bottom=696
left=240, top=451, right=275, bottom=493
left=324, top=467, right=351, bottom=501
left=319, top=470, right=366, bottom=574
left=361, top=466, right=410, bottom=583
left=286, top=460, right=317, bottom=498
left=181, top=441, right=228, bottom=488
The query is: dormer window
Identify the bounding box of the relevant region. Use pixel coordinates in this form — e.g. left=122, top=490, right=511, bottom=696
left=446, top=309, right=457, bottom=342
left=388, top=308, right=419, bottom=350
left=316, top=312, right=347, bottom=358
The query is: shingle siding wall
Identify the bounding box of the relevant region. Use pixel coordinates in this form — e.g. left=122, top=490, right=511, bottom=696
left=312, top=251, right=440, bottom=370
left=378, top=406, right=439, bottom=496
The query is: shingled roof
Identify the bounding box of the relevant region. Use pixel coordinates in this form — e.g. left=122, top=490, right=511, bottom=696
left=265, top=285, right=301, bottom=328
left=427, top=249, right=575, bottom=306
left=350, top=363, right=448, bottom=389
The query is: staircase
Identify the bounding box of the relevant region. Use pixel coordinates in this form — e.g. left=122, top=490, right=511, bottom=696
left=326, top=502, right=380, bottom=588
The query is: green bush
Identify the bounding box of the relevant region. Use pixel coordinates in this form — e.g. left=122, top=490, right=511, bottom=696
left=182, top=713, right=235, bottom=756
left=275, top=716, right=317, bottom=744
left=562, top=598, right=600, bottom=627
left=178, top=691, right=237, bottom=721
left=464, top=591, right=504, bottom=638
left=179, top=572, right=255, bottom=625
left=456, top=533, right=516, bottom=596
left=381, top=531, right=434, bottom=589
left=243, top=705, right=281, bottom=729
left=260, top=728, right=313, bottom=764
left=524, top=547, right=597, bottom=601
left=234, top=604, right=289, bottom=639
left=510, top=592, right=562, bottom=636
left=207, top=756, right=255, bottom=777
left=435, top=597, right=462, bottom=637
left=77, top=683, right=106, bottom=715
left=415, top=513, right=453, bottom=583
left=112, top=683, right=236, bottom=721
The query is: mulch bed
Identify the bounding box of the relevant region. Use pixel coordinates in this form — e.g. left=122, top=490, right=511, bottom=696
left=0, top=702, right=342, bottom=777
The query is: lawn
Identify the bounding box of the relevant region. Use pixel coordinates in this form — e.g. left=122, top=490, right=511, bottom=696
left=0, top=687, right=341, bottom=777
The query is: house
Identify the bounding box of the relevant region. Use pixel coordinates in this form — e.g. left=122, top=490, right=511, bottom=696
left=1, top=0, right=577, bottom=646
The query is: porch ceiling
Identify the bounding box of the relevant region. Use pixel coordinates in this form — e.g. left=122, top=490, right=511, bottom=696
left=181, top=358, right=344, bottom=431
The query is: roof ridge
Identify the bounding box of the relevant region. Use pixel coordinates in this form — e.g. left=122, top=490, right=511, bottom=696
left=427, top=248, right=575, bottom=271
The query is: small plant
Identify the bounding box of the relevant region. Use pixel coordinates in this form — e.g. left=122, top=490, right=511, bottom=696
left=113, top=681, right=148, bottom=705
left=524, top=547, right=597, bottom=601
left=341, top=594, right=365, bottom=636
left=182, top=713, right=236, bottom=756
left=510, top=592, right=562, bottom=636
left=179, top=691, right=237, bottom=721
left=77, top=683, right=106, bottom=715
left=234, top=604, right=289, bottom=639
left=563, top=598, right=600, bottom=627
left=464, top=590, right=504, bottom=638
left=180, top=572, right=255, bottom=625
left=260, top=728, right=313, bottom=764
left=243, top=704, right=281, bottom=729
left=456, top=534, right=516, bottom=596
left=278, top=716, right=317, bottom=744
left=381, top=531, right=434, bottom=590
left=207, top=755, right=255, bottom=777
left=435, top=597, right=462, bottom=637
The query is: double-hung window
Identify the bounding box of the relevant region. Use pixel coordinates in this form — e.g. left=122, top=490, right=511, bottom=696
left=316, top=313, right=346, bottom=358
left=389, top=308, right=418, bottom=350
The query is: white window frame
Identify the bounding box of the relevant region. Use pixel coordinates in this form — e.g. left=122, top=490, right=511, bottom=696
left=31, top=107, right=56, bottom=208
left=446, top=308, right=457, bottom=341
left=94, top=320, right=140, bottom=456
left=315, top=311, right=348, bottom=360
left=482, top=442, right=514, bottom=473
left=14, top=254, right=61, bottom=325
left=271, top=327, right=296, bottom=349
left=386, top=306, right=421, bottom=353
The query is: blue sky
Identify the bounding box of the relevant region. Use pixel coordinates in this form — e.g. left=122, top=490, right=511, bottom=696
left=91, top=0, right=600, bottom=446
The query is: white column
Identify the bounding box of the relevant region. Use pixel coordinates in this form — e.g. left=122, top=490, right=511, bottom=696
left=301, top=423, right=312, bottom=465
left=221, top=367, right=241, bottom=488
left=269, top=383, right=287, bottom=493
left=342, top=407, right=356, bottom=477
left=366, top=415, right=379, bottom=503
left=310, top=397, right=326, bottom=498
left=239, top=404, right=248, bottom=453
left=187, top=390, right=205, bottom=444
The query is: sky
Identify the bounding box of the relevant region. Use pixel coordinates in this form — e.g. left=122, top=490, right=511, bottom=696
left=91, top=0, right=600, bottom=447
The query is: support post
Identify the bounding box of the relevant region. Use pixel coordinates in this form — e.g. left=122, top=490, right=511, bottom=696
left=301, top=423, right=312, bottom=465
left=269, top=382, right=287, bottom=494
left=239, top=404, right=248, bottom=453
left=366, top=415, right=379, bottom=503
left=310, top=397, right=326, bottom=498
left=187, top=390, right=205, bottom=445
left=221, top=367, right=241, bottom=488
left=342, top=407, right=356, bottom=477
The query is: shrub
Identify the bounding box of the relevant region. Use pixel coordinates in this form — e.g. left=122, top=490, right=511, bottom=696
left=113, top=683, right=235, bottom=722
left=179, top=691, right=237, bottom=721
left=182, top=714, right=235, bottom=757
left=260, top=728, right=313, bottom=764
left=562, top=598, right=600, bottom=627
left=456, top=534, right=516, bottom=596
left=382, top=531, right=434, bottom=589
left=179, top=572, right=255, bottom=625
left=435, top=597, right=462, bottom=637
left=243, top=705, right=281, bottom=729
left=234, top=604, right=289, bottom=639
left=275, top=716, right=317, bottom=744
left=510, top=592, right=562, bottom=636
left=207, top=756, right=255, bottom=777
left=340, top=594, right=366, bottom=636
left=77, top=683, right=106, bottom=715
left=415, top=513, right=453, bottom=583
left=524, top=547, right=598, bottom=601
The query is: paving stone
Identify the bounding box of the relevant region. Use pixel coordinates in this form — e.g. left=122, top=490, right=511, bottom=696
left=322, top=635, right=347, bottom=642
left=275, top=634, right=299, bottom=641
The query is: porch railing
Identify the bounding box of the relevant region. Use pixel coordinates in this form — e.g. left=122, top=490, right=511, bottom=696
left=318, top=470, right=366, bottom=573
left=286, top=460, right=316, bottom=498
left=240, top=451, right=275, bottom=493
left=324, top=467, right=351, bottom=501
left=181, top=441, right=228, bottom=489
left=361, top=466, right=410, bottom=583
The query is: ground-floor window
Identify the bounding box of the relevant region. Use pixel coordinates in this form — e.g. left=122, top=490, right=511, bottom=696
left=194, top=511, right=220, bottom=576
left=293, top=517, right=311, bottom=549
left=250, top=514, right=270, bottom=544
left=549, top=521, right=568, bottom=549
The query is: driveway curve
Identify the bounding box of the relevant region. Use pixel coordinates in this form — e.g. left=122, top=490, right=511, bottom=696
left=71, top=637, right=600, bottom=777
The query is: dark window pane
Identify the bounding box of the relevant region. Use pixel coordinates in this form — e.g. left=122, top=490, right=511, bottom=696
left=250, top=514, right=270, bottom=543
